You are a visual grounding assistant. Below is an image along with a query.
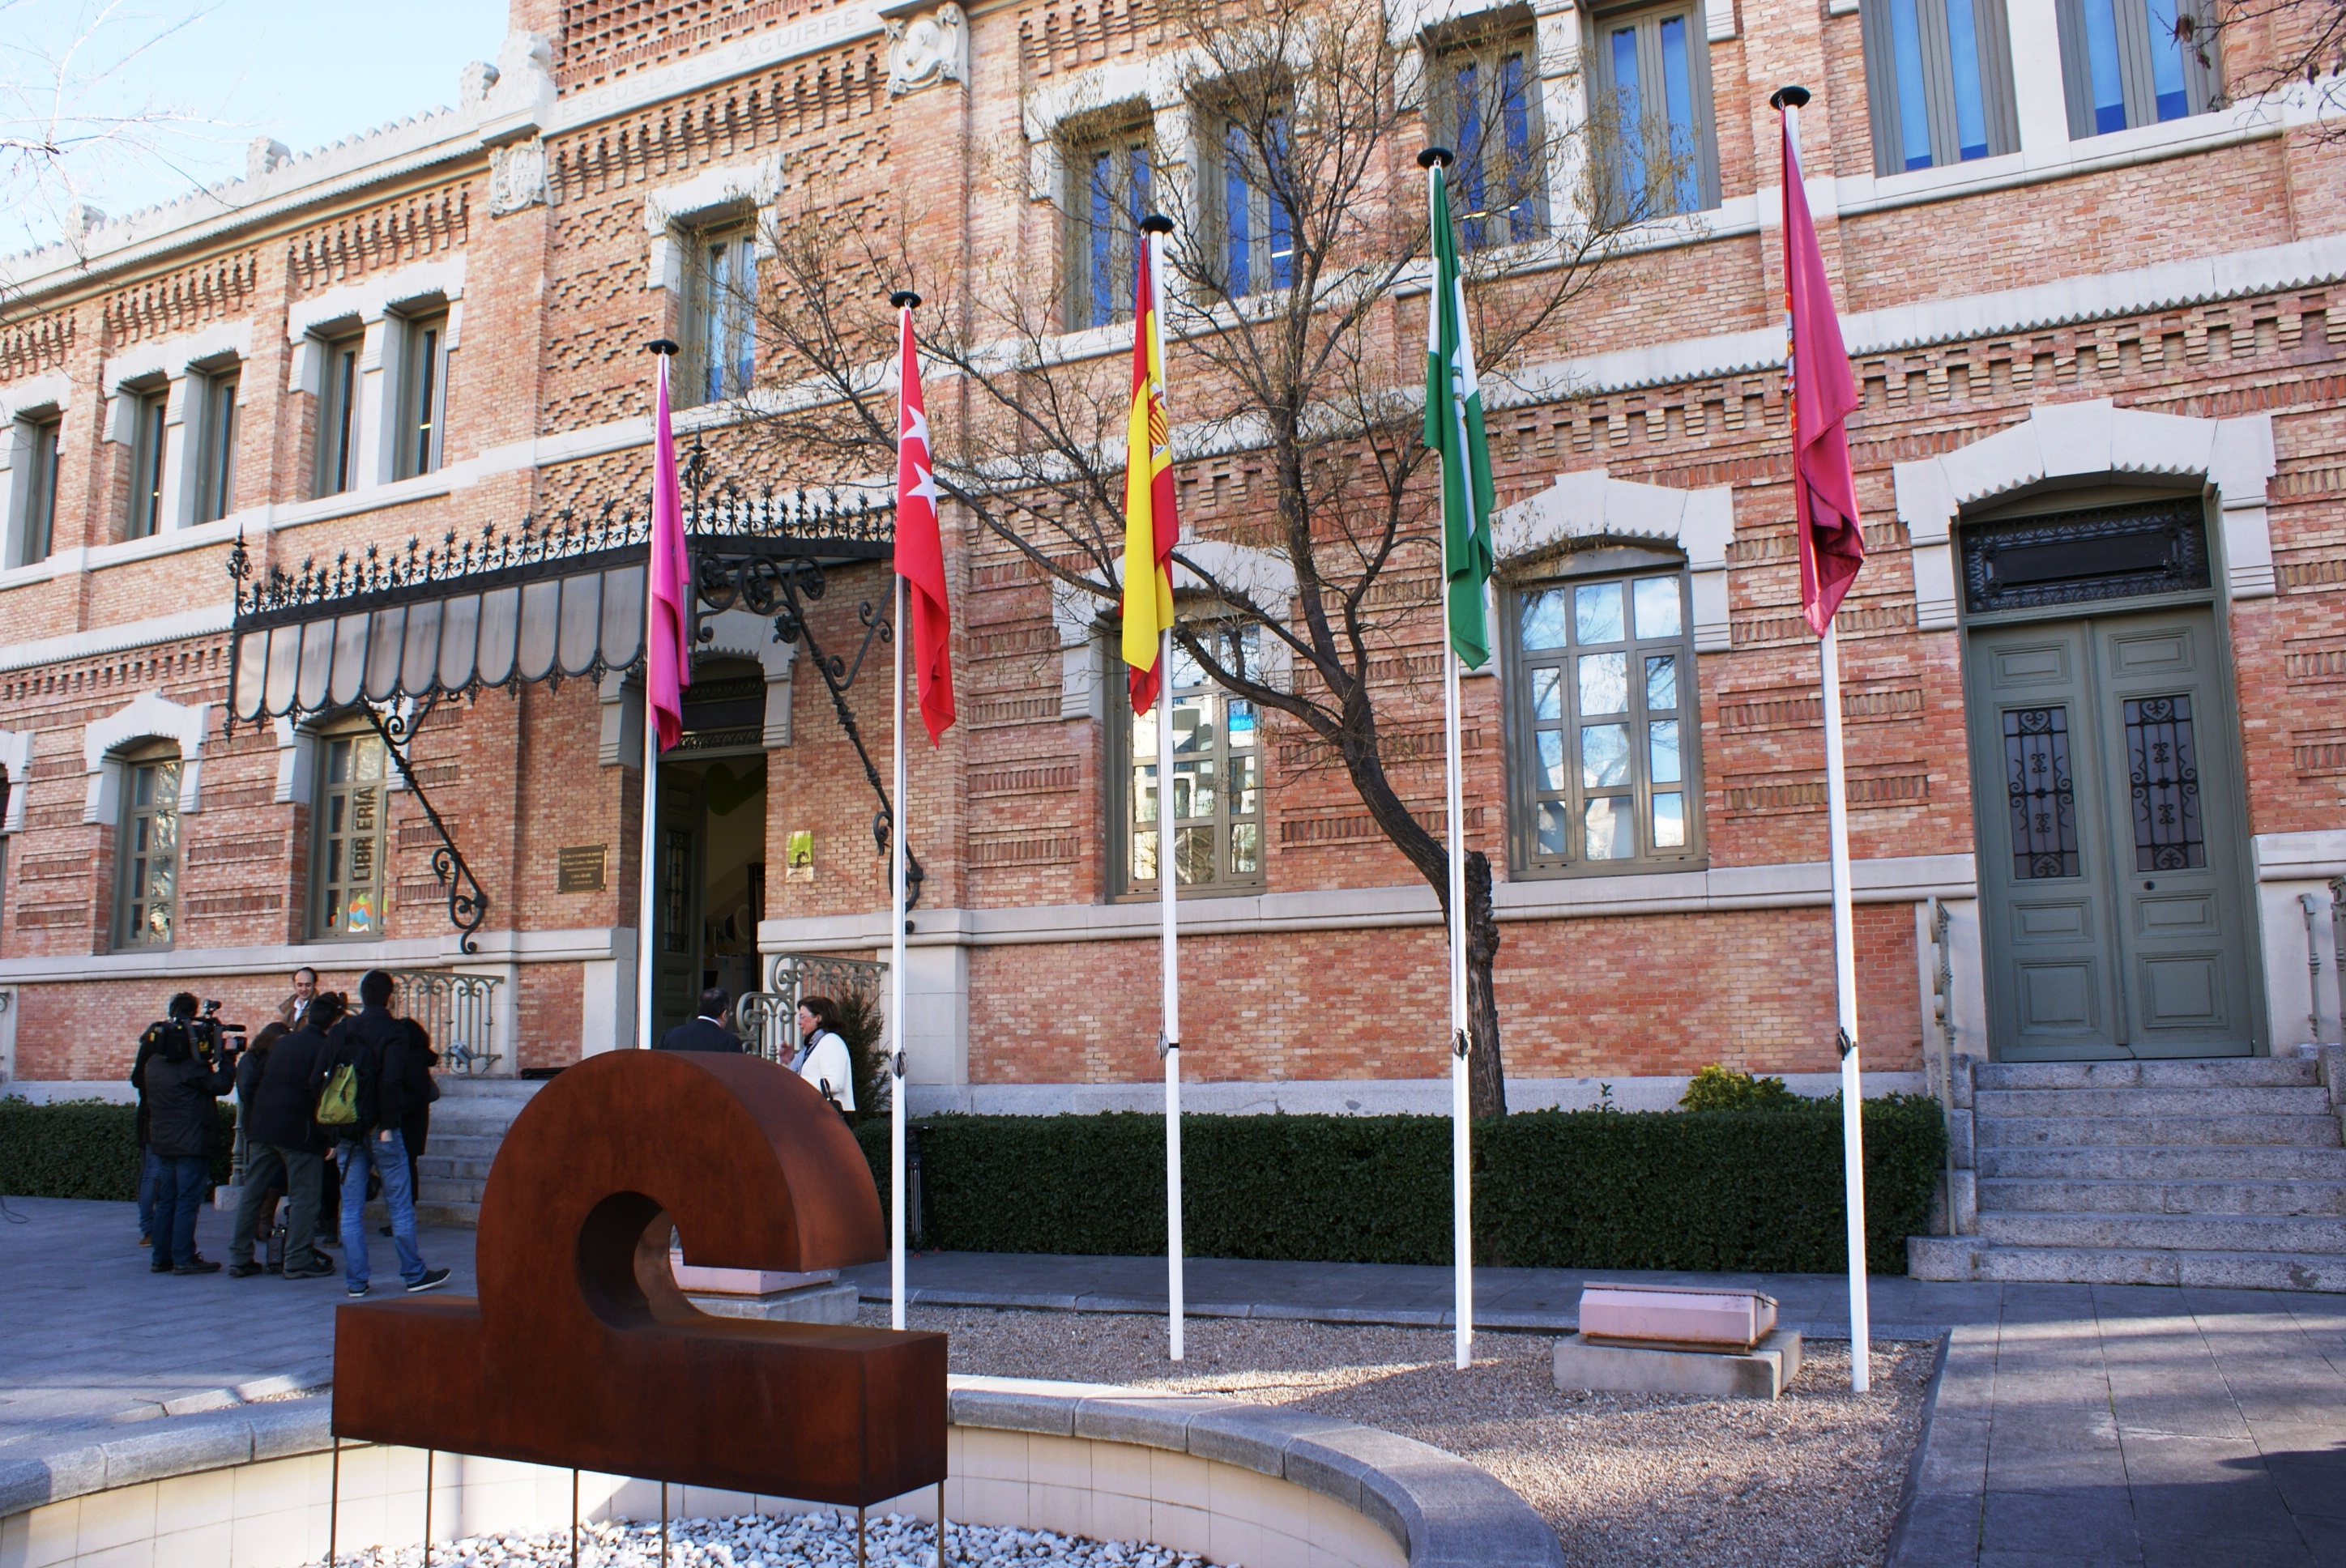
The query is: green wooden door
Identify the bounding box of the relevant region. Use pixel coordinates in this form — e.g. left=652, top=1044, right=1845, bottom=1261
left=1969, top=606, right=2256, bottom=1059
left=653, top=769, right=705, bottom=1045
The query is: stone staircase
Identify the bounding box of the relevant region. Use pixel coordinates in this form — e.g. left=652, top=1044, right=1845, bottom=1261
left=414, top=1078, right=541, bottom=1226
left=1909, top=1051, right=2346, bottom=1291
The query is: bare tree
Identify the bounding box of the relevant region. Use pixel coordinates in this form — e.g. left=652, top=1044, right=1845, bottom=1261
left=2195, top=0, right=2346, bottom=139
left=0, top=0, right=220, bottom=265
left=734, top=0, right=1677, bottom=1117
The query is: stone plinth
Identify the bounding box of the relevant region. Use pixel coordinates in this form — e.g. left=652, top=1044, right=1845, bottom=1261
left=1554, top=1327, right=1803, bottom=1400
left=683, top=1279, right=863, bottom=1323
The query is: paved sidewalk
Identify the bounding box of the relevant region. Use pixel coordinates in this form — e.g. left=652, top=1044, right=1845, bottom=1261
left=0, top=1195, right=475, bottom=1464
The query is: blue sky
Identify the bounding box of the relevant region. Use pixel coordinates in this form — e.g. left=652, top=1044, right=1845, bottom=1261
left=3, top=0, right=510, bottom=252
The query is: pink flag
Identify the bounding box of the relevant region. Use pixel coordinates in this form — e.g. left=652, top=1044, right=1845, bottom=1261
left=1781, top=113, right=1866, bottom=637
left=894, top=307, right=955, bottom=744
left=647, top=352, right=693, bottom=750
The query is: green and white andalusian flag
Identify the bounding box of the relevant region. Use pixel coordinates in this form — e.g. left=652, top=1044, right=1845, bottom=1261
left=1423, top=161, right=1496, bottom=668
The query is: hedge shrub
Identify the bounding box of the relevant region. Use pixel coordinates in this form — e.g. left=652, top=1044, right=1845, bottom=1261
left=858, top=1096, right=1943, bottom=1276
left=0, top=1098, right=237, bottom=1201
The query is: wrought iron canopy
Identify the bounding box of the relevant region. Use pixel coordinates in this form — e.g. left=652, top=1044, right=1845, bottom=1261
left=227, top=484, right=894, bottom=724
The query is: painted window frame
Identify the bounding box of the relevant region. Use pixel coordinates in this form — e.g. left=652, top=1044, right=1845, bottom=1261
left=1504, top=549, right=1705, bottom=878
left=309, top=722, right=392, bottom=940
left=313, top=328, right=364, bottom=499
left=16, top=414, right=61, bottom=565
left=113, top=741, right=181, bottom=950
left=394, top=309, right=450, bottom=480
left=681, top=219, right=759, bottom=409
left=1217, top=110, right=1295, bottom=298
left=2054, top=0, right=2219, bottom=138
left=1586, top=0, right=1722, bottom=221
left=1067, top=118, right=1155, bottom=331
left=1110, top=624, right=1269, bottom=901
left=191, top=364, right=240, bottom=525
left=1432, top=23, right=1546, bottom=250
left=1858, top=0, right=2020, bottom=175
left=124, top=386, right=168, bottom=541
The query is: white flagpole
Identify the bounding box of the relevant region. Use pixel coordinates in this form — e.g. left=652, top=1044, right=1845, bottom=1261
left=637, top=350, right=670, bottom=1054
left=1782, top=95, right=1870, bottom=1394
left=892, top=573, right=910, bottom=1331
left=1141, top=215, right=1184, bottom=1366
left=1820, top=620, right=1869, bottom=1391
left=1425, top=154, right=1473, bottom=1374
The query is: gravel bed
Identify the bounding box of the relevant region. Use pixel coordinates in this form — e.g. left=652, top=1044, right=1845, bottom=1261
left=307, top=1512, right=1209, bottom=1567
left=864, top=1305, right=1933, bottom=1568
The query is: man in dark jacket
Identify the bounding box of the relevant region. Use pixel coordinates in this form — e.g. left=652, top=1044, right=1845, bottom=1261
left=127, top=999, right=185, bottom=1247
left=658, top=988, right=744, bottom=1053
left=325, top=971, right=449, bottom=1298
left=139, top=999, right=238, bottom=1274
left=234, top=993, right=346, bottom=1279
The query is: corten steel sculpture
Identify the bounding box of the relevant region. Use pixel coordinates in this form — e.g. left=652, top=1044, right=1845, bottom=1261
left=331, top=1049, right=947, bottom=1508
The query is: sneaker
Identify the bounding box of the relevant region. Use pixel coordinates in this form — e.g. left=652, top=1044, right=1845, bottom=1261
left=228, top=1263, right=267, bottom=1278
left=405, top=1268, right=451, bottom=1294
left=379, top=1225, right=394, bottom=1238
left=283, top=1264, right=334, bottom=1280
left=173, top=1259, right=223, bottom=1276
left=347, top=1282, right=369, bottom=1298
left=150, top=1262, right=174, bottom=1274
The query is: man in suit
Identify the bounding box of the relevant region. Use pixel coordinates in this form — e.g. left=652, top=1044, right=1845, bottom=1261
left=275, top=966, right=319, bottom=1029
left=658, top=987, right=744, bottom=1053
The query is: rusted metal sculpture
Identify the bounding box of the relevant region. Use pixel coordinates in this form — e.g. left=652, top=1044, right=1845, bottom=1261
left=332, top=1050, right=947, bottom=1508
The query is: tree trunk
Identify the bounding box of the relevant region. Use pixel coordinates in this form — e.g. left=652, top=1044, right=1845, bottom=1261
left=1465, top=850, right=1506, bottom=1118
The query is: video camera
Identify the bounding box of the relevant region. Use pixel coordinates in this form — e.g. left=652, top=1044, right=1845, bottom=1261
left=191, top=999, right=248, bottom=1063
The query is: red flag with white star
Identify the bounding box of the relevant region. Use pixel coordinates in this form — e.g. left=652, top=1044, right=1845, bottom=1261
left=894, top=306, right=954, bottom=743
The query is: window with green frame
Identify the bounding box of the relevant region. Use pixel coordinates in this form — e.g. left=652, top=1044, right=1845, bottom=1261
left=1117, top=625, right=1265, bottom=897
left=1508, top=555, right=1701, bottom=874
left=113, top=744, right=181, bottom=948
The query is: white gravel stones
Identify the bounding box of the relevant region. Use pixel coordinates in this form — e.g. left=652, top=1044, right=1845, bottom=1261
left=306, top=1511, right=1220, bottom=1568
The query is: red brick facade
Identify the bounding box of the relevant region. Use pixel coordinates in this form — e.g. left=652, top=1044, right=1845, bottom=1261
left=0, top=0, right=2340, bottom=1105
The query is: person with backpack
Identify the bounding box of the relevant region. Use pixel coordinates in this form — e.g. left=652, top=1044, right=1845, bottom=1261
left=139, top=994, right=241, bottom=1274
left=237, top=991, right=347, bottom=1280
left=321, top=971, right=449, bottom=1298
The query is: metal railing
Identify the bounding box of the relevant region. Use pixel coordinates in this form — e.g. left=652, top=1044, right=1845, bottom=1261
left=736, top=953, right=887, bottom=1065
left=395, top=971, right=504, bottom=1076
left=1927, top=897, right=1960, bottom=1237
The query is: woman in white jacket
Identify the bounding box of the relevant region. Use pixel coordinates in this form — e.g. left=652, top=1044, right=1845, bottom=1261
left=791, top=995, right=856, bottom=1113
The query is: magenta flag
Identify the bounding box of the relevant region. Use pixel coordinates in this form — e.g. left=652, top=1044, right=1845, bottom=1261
left=1781, top=113, right=1866, bottom=637
left=647, top=352, right=692, bottom=750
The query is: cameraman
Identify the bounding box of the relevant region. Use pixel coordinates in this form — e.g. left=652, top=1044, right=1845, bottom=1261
left=139, top=992, right=241, bottom=1274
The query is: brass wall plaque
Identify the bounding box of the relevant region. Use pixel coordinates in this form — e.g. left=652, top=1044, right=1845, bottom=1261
left=557, top=843, right=606, bottom=893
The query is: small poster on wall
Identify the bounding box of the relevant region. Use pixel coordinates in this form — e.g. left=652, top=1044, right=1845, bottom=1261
left=786, top=830, right=815, bottom=883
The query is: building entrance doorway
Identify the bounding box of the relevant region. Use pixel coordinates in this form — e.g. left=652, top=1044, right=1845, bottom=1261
left=650, top=658, right=769, bottom=1044
left=1961, top=496, right=2260, bottom=1060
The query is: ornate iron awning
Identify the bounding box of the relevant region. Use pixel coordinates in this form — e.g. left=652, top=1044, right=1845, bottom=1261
left=223, top=467, right=907, bottom=945
left=227, top=487, right=894, bottom=724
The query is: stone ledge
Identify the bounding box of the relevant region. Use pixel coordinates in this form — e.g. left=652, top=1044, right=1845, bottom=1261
left=6, top=1378, right=1563, bottom=1568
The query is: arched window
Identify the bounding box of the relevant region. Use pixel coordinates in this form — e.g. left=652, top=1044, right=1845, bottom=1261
left=113, top=742, right=181, bottom=948
left=313, top=722, right=390, bottom=938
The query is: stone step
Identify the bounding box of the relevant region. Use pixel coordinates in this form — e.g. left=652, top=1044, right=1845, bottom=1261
left=1976, top=1211, right=2346, bottom=1254
left=416, top=1132, right=505, bottom=1154
left=1978, top=1178, right=2346, bottom=1216
left=416, top=1176, right=487, bottom=1204
left=1975, top=1085, right=2336, bottom=1118
left=1973, top=1059, right=2320, bottom=1091
left=1975, top=1114, right=2344, bottom=1148
left=415, top=1200, right=481, bottom=1226
left=1977, top=1144, right=2346, bottom=1181
left=1908, top=1235, right=2346, bottom=1292
left=416, top=1155, right=495, bottom=1181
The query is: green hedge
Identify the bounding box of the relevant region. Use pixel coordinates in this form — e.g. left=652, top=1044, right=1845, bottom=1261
left=0, top=1098, right=237, bottom=1201
left=858, top=1097, right=1943, bottom=1276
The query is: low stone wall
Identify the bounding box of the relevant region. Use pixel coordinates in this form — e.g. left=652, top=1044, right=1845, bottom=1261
left=0, top=1378, right=1561, bottom=1568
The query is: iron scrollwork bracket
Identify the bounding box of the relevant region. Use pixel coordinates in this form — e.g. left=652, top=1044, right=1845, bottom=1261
left=363, top=701, right=490, bottom=953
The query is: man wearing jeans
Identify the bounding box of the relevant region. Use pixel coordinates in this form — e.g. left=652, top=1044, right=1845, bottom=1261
left=327, top=971, right=450, bottom=1298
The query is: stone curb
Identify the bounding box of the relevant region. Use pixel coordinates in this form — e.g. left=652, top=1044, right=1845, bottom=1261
left=1879, top=1328, right=1952, bottom=1568
left=949, top=1376, right=1566, bottom=1568
left=6, top=1380, right=1564, bottom=1568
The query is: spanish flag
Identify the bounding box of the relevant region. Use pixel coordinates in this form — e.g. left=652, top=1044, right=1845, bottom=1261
left=1120, top=232, right=1179, bottom=715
